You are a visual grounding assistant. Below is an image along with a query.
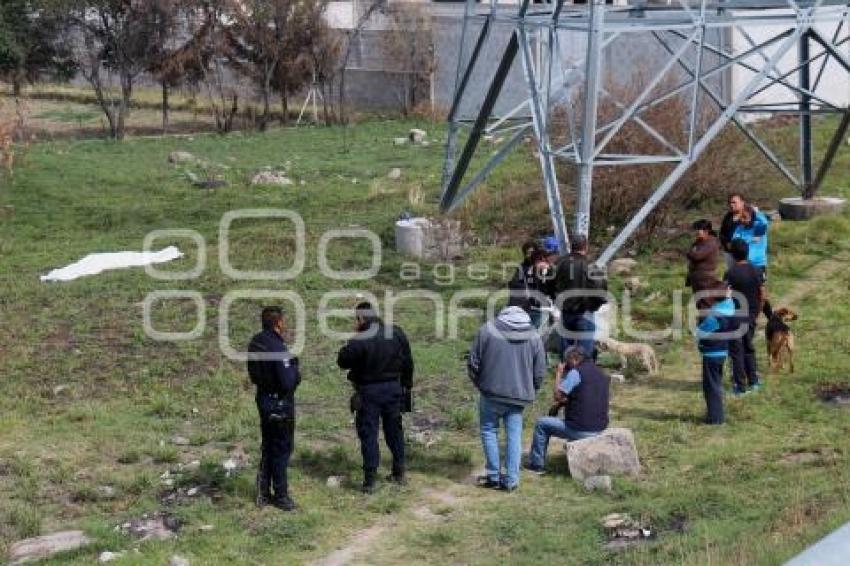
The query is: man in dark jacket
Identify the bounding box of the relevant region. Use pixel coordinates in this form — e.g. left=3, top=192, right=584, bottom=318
left=337, top=302, right=414, bottom=493
left=525, top=347, right=609, bottom=473
left=468, top=306, right=547, bottom=491
left=507, top=249, right=551, bottom=329
left=248, top=306, right=301, bottom=511
left=724, top=238, right=764, bottom=394
left=551, top=235, right=608, bottom=359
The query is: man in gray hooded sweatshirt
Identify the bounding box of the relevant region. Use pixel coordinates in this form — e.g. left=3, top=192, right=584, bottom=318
left=468, top=306, right=547, bottom=491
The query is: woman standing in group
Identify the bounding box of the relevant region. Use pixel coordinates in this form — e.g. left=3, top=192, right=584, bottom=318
left=686, top=219, right=721, bottom=300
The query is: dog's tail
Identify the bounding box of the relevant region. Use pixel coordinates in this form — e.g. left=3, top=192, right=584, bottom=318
left=762, top=299, right=773, bottom=320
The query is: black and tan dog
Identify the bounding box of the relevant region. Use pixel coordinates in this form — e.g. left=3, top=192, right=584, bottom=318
left=762, top=301, right=797, bottom=373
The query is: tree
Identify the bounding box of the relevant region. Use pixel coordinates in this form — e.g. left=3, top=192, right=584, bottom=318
left=230, top=0, right=335, bottom=130
left=0, top=0, right=73, bottom=95
left=335, top=0, right=385, bottom=125
left=299, top=0, right=339, bottom=125
left=380, top=3, right=435, bottom=116
left=56, top=0, right=164, bottom=140
left=189, top=0, right=243, bottom=134
left=228, top=0, right=294, bottom=131
left=270, top=0, right=336, bottom=126
left=145, top=0, right=184, bottom=133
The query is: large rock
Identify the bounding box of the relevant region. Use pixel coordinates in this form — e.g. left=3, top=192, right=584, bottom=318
left=409, top=129, right=428, bottom=144
left=251, top=171, right=293, bottom=187
left=168, top=151, right=198, bottom=164
left=8, top=531, right=91, bottom=564
left=608, top=258, right=638, bottom=276
left=566, top=428, right=641, bottom=481
left=778, top=197, right=846, bottom=221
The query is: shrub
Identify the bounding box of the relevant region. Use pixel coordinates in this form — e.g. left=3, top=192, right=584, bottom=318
left=8, top=505, right=41, bottom=538
left=457, top=67, right=793, bottom=250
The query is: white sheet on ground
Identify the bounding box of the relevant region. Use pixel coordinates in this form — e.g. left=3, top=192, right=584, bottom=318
left=40, top=246, right=184, bottom=282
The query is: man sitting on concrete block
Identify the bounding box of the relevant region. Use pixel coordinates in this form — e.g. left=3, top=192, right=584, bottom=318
left=525, top=347, right=610, bottom=474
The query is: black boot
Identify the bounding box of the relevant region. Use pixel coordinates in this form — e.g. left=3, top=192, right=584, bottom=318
left=386, top=465, right=406, bottom=486
left=270, top=493, right=297, bottom=512
left=362, top=468, right=378, bottom=494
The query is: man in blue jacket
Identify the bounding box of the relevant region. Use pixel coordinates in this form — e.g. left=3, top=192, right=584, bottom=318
left=468, top=306, right=547, bottom=491
left=248, top=306, right=301, bottom=511
left=696, top=285, right=737, bottom=425
left=720, top=193, right=770, bottom=280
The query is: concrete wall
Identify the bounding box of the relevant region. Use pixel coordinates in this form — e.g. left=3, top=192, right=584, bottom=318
left=346, top=5, right=729, bottom=116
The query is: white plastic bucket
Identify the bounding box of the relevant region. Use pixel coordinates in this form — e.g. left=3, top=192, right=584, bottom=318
left=395, top=218, right=430, bottom=258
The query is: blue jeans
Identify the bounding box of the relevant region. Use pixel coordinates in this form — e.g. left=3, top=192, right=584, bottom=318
left=559, top=312, right=596, bottom=359
left=528, top=416, right=600, bottom=468
left=479, top=395, right=524, bottom=488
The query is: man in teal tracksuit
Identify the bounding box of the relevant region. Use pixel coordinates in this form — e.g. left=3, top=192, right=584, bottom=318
left=696, top=287, right=737, bottom=425
left=720, top=193, right=770, bottom=281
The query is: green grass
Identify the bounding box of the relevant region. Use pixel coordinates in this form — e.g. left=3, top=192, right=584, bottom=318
left=1, top=118, right=849, bottom=564
left=33, top=108, right=101, bottom=124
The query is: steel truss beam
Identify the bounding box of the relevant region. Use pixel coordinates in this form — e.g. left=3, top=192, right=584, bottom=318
left=442, top=0, right=850, bottom=263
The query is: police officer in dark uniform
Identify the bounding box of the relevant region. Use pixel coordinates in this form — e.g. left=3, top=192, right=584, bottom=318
left=337, top=302, right=414, bottom=493
left=247, top=306, right=301, bottom=511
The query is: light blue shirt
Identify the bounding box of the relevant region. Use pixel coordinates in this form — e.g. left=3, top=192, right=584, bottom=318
left=732, top=209, right=770, bottom=267
left=558, top=369, right=582, bottom=395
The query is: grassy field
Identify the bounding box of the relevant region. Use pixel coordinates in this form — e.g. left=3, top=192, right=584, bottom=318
left=1, top=118, right=849, bottom=565
left=0, top=84, right=332, bottom=141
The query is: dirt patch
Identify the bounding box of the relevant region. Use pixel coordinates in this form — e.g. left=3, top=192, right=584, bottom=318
left=313, top=524, right=386, bottom=566
left=780, top=447, right=837, bottom=466
left=816, top=383, right=850, bottom=406
left=781, top=451, right=820, bottom=465
left=43, top=324, right=78, bottom=352
left=119, top=512, right=182, bottom=541
left=312, top=486, right=467, bottom=565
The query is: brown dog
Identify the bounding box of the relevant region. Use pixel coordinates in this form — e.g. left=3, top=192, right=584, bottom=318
left=763, top=301, right=797, bottom=373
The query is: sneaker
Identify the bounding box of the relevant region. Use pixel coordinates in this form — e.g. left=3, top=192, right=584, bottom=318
left=498, top=482, right=518, bottom=493
left=270, top=495, right=297, bottom=512
left=361, top=479, right=378, bottom=494
left=748, top=382, right=763, bottom=392
left=730, top=387, right=748, bottom=397
left=523, top=463, right=546, bottom=476
left=476, top=475, right=501, bottom=489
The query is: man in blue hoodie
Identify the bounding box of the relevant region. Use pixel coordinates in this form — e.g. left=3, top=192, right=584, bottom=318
left=720, top=193, right=770, bottom=280
left=695, top=285, right=737, bottom=425
left=468, top=306, right=547, bottom=491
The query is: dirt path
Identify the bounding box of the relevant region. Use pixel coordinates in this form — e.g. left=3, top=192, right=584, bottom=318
left=311, top=484, right=473, bottom=566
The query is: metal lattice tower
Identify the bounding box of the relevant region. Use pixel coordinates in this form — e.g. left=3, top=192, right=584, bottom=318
left=440, top=0, right=850, bottom=264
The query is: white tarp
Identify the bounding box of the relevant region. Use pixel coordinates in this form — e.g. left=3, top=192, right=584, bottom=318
left=40, top=246, right=184, bottom=282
